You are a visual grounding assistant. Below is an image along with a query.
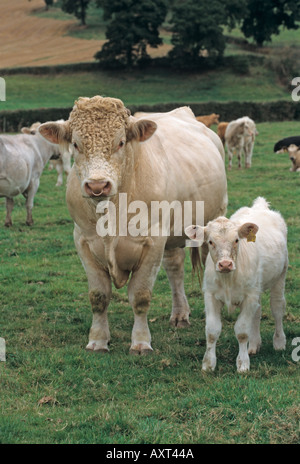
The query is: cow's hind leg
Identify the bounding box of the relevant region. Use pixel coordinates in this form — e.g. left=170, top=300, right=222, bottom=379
left=4, top=197, right=14, bottom=227
left=270, top=267, right=287, bottom=351
left=23, top=178, right=40, bottom=226
left=163, top=247, right=190, bottom=328
left=74, top=228, right=112, bottom=352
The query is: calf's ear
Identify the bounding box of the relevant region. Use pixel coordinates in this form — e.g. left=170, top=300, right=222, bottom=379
left=185, top=225, right=206, bottom=246
left=238, top=222, right=259, bottom=242
left=127, top=120, right=157, bottom=142
left=39, top=121, right=71, bottom=145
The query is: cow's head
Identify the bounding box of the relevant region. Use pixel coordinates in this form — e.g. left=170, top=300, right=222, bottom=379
left=185, top=217, right=259, bottom=273
left=287, top=144, right=300, bottom=168
left=39, top=96, right=157, bottom=200
left=21, top=122, right=42, bottom=135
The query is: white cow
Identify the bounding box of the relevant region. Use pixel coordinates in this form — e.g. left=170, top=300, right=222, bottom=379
left=185, top=197, right=288, bottom=372
left=0, top=132, right=60, bottom=226
left=39, top=97, right=227, bottom=354
left=225, top=116, right=258, bottom=170
left=22, top=120, right=72, bottom=186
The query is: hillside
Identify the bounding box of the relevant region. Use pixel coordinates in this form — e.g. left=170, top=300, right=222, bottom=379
left=0, top=0, right=102, bottom=68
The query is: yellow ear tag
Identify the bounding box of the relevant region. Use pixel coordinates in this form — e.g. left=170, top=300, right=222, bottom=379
left=247, top=228, right=256, bottom=242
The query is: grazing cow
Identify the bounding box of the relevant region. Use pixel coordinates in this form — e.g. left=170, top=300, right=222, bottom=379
left=0, top=132, right=60, bottom=226
left=22, top=120, right=72, bottom=186
left=196, top=113, right=220, bottom=128
left=39, top=96, right=227, bottom=354
left=274, top=136, right=300, bottom=153
left=287, top=144, right=300, bottom=172
left=225, top=116, right=258, bottom=170
left=185, top=197, right=288, bottom=372
left=217, top=122, right=229, bottom=146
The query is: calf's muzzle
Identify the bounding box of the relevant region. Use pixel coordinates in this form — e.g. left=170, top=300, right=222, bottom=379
left=218, top=260, right=234, bottom=273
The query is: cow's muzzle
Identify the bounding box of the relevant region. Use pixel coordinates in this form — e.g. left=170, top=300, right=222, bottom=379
left=84, top=180, right=112, bottom=198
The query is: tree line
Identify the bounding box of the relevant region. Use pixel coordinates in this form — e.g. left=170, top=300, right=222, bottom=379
left=38, top=0, right=300, bottom=68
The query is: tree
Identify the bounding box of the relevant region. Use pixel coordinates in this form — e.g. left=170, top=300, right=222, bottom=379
left=241, top=0, right=300, bottom=47
left=95, top=0, right=167, bottom=67
left=60, top=0, right=90, bottom=26
left=168, top=0, right=247, bottom=64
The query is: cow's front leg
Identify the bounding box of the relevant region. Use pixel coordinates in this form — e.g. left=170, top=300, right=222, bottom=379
left=163, top=247, right=190, bottom=328
left=127, top=242, right=164, bottom=355
left=74, top=228, right=112, bottom=352
left=202, top=292, right=223, bottom=371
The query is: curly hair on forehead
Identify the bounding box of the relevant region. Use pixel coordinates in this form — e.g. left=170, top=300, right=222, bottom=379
left=70, top=95, right=131, bottom=122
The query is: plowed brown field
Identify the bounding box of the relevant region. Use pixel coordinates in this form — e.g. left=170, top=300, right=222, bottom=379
left=0, top=0, right=104, bottom=68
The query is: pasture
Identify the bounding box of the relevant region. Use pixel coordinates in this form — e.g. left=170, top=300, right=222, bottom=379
left=0, top=120, right=299, bottom=444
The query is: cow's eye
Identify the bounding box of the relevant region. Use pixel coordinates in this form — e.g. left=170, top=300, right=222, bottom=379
left=209, top=240, right=213, bottom=245
left=73, top=142, right=78, bottom=150
left=235, top=238, right=239, bottom=243
left=118, top=140, right=125, bottom=149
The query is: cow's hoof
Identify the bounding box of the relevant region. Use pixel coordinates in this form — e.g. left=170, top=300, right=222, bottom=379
left=4, top=221, right=12, bottom=228
left=170, top=317, right=190, bottom=328
left=86, top=341, right=109, bottom=353
left=26, top=221, right=33, bottom=226
left=130, top=343, right=153, bottom=356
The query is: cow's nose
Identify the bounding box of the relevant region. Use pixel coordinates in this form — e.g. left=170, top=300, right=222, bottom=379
left=85, top=180, right=112, bottom=197
left=218, top=260, right=233, bottom=272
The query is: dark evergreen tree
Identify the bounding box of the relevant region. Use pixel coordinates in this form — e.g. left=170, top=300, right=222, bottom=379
left=168, top=0, right=247, bottom=64
left=95, top=0, right=167, bottom=67
left=242, top=0, right=300, bottom=47
left=61, top=0, right=90, bottom=26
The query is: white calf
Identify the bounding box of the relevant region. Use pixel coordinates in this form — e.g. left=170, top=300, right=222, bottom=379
left=186, top=197, right=288, bottom=372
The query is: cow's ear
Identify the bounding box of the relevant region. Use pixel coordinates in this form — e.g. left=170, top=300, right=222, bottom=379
left=185, top=225, right=206, bottom=246
left=238, top=222, right=259, bottom=242
left=39, top=121, right=71, bottom=145
left=21, top=127, right=31, bottom=134
left=127, top=120, right=157, bottom=142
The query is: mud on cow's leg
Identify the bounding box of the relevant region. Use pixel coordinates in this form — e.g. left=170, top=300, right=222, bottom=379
left=87, top=289, right=111, bottom=353
left=163, top=248, right=191, bottom=328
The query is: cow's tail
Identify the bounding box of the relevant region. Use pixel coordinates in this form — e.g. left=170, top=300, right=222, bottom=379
left=190, top=246, right=204, bottom=290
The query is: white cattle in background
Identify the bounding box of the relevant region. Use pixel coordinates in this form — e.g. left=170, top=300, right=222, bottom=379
left=225, top=116, right=258, bottom=170
left=22, top=120, right=72, bottom=186
left=0, top=131, right=60, bottom=226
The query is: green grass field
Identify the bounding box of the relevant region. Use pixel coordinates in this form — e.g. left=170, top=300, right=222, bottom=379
left=1, top=66, right=291, bottom=112
left=0, top=121, right=299, bottom=444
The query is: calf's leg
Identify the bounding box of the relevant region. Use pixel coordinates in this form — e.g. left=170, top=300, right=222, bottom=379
left=163, top=247, right=190, bottom=328
left=270, top=267, right=287, bottom=351
left=235, top=295, right=260, bottom=372
left=202, top=292, right=223, bottom=371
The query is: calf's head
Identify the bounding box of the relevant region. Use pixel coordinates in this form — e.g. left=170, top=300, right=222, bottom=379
left=186, top=218, right=259, bottom=273
left=38, top=96, right=157, bottom=200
